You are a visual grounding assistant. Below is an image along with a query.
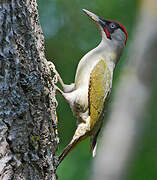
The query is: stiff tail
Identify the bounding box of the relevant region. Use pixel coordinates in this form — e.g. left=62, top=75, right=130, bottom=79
left=58, top=134, right=88, bottom=164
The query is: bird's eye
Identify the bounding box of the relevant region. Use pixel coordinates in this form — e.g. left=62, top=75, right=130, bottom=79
left=110, top=23, right=116, bottom=29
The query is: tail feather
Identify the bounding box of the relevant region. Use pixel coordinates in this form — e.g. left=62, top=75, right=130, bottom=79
left=58, top=134, right=88, bottom=164
left=58, top=118, right=91, bottom=165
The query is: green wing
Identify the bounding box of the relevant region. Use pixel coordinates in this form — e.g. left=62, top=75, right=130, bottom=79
left=88, top=60, right=111, bottom=130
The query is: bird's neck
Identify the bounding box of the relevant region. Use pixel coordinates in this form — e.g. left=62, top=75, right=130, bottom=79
left=95, top=40, right=117, bottom=65
left=97, top=32, right=123, bottom=64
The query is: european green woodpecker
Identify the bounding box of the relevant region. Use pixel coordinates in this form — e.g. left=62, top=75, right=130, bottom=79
left=53, top=9, right=127, bottom=164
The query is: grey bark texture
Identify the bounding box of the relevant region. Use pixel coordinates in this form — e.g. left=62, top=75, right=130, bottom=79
left=0, top=0, right=58, bottom=179
left=92, top=1, right=157, bottom=180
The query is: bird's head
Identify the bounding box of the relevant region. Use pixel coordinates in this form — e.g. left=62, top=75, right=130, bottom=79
left=83, top=9, right=127, bottom=59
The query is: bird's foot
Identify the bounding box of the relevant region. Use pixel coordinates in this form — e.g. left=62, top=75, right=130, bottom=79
left=54, top=84, right=64, bottom=95
left=48, top=61, right=75, bottom=93
left=47, top=61, right=60, bottom=81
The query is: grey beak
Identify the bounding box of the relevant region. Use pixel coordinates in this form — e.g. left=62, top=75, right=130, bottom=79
left=82, top=9, right=106, bottom=27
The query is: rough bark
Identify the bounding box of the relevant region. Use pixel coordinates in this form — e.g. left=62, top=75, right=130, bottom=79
left=0, top=0, right=58, bottom=179
left=92, top=0, right=157, bottom=180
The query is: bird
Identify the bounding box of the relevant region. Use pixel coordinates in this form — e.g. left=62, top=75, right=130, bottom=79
left=53, top=9, right=127, bottom=164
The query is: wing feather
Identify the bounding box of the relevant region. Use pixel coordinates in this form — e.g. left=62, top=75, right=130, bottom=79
left=88, top=60, right=111, bottom=130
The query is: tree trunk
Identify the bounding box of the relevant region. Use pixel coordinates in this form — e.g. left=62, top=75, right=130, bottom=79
left=0, top=0, right=58, bottom=179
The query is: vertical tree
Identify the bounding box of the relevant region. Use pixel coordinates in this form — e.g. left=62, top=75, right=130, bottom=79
left=0, top=0, right=58, bottom=179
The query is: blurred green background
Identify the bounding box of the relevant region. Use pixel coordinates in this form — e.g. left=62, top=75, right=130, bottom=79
left=37, top=0, right=157, bottom=179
